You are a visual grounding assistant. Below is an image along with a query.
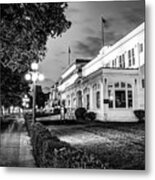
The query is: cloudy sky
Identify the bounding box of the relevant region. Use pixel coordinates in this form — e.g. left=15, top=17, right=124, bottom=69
left=38, top=0, right=145, bottom=92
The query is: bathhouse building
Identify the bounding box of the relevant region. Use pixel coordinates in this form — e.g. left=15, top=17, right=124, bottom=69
left=57, top=22, right=145, bottom=121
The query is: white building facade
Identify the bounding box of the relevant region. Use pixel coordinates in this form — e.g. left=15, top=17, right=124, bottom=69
left=58, top=22, right=145, bottom=122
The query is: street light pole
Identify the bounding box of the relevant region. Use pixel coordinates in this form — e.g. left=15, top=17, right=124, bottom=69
left=25, top=62, right=44, bottom=125
left=32, top=80, right=36, bottom=124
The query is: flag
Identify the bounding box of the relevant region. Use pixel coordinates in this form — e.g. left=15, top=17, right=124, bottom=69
left=68, top=46, right=71, bottom=54
left=101, top=17, right=106, bottom=24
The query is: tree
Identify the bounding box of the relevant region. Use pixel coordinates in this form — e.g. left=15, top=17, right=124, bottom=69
left=0, top=65, right=30, bottom=108
left=0, top=3, right=71, bottom=109
left=35, top=86, right=49, bottom=109
left=0, top=3, right=71, bottom=70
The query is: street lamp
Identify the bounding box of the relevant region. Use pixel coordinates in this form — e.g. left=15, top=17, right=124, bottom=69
left=25, top=62, right=44, bottom=124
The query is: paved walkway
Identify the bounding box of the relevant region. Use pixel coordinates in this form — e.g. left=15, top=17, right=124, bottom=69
left=0, top=115, right=35, bottom=167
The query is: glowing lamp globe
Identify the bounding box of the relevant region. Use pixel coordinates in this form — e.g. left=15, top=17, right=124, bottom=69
left=25, top=74, right=31, bottom=81
left=31, top=62, right=38, bottom=71
left=38, top=74, right=45, bottom=81
left=31, top=72, right=38, bottom=82
left=109, top=95, right=113, bottom=101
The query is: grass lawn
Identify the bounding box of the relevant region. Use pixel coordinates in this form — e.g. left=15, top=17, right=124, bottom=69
left=46, top=121, right=145, bottom=170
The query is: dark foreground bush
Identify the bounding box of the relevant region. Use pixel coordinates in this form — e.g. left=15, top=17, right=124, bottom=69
left=1, top=117, right=15, bottom=132
left=75, top=107, right=87, bottom=120
left=85, top=112, right=96, bottom=121
left=134, top=110, right=145, bottom=122
left=28, top=122, right=106, bottom=168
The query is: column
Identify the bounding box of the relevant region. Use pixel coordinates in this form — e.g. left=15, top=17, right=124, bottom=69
left=100, top=78, right=104, bottom=119
left=103, top=77, right=108, bottom=121
left=89, top=85, right=93, bottom=111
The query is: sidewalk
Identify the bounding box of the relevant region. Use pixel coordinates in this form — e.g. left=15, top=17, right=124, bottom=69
left=0, top=115, right=35, bottom=167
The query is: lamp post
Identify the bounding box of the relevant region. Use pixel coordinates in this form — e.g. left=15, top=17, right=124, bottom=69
left=22, top=94, right=30, bottom=113
left=25, top=62, right=44, bottom=124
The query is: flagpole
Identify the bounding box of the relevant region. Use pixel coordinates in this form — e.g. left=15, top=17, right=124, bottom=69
left=68, top=46, right=71, bottom=65
left=101, top=17, right=106, bottom=48
left=102, top=18, right=104, bottom=47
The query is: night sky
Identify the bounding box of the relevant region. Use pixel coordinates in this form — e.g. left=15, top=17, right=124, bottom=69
left=38, top=0, right=145, bottom=92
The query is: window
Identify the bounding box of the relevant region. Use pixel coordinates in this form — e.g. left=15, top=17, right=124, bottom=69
left=119, top=56, right=122, bottom=68
left=86, top=94, right=90, bottom=110
left=106, top=63, right=110, bottom=67
left=115, top=91, right=126, bottom=108
left=127, top=83, right=132, bottom=88
left=140, top=43, right=143, bottom=53
left=128, top=90, right=132, bottom=108
left=142, top=79, right=145, bottom=88
left=68, top=100, right=70, bottom=106
left=122, top=54, right=125, bottom=68
left=115, top=82, right=119, bottom=88
left=108, top=90, right=113, bottom=108
left=119, top=54, right=125, bottom=68
left=108, top=82, right=133, bottom=109
left=128, top=50, right=131, bottom=67
left=96, top=91, right=100, bottom=109
left=112, top=60, right=115, bottom=67
left=132, top=48, right=135, bottom=65
left=73, top=98, right=76, bottom=107
left=121, top=82, right=125, bottom=88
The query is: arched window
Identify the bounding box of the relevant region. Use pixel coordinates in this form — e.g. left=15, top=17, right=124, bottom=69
left=93, top=83, right=101, bottom=109
left=83, top=87, right=90, bottom=110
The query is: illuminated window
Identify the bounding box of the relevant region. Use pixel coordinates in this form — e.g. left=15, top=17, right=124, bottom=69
left=108, top=90, right=113, bottom=108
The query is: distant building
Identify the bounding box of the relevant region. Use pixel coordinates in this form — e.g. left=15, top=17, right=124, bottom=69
left=57, top=22, right=145, bottom=122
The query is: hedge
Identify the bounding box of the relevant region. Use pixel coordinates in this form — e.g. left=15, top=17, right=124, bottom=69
left=134, top=110, right=145, bottom=122
left=75, top=107, right=87, bottom=120
left=24, top=115, right=106, bottom=168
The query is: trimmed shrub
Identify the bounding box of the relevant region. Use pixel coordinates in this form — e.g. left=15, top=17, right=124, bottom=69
left=75, top=107, right=87, bottom=120
left=27, top=122, right=106, bottom=168
left=134, top=110, right=145, bottom=122
left=85, top=112, right=96, bottom=121
left=53, top=108, right=60, bottom=115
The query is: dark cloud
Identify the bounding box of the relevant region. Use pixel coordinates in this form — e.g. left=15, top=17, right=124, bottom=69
left=82, top=27, right=95, bottom=34
left=74, top=36, right=101, bottom=58
left=105, top=31, right=122, bottom=45
left=122, top=7, right=145, bottom=26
